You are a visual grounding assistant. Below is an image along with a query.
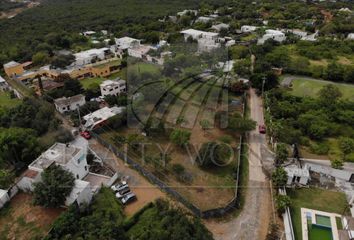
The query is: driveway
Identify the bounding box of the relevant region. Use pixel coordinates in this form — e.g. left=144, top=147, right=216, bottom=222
left=206, top=89, right=273, bottom=240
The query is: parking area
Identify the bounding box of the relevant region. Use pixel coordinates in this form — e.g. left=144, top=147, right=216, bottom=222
left=88, top=138, right=166, bottom=216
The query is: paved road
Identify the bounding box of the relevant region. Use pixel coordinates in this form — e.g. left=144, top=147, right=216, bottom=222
left=206, top=89, right=273, bottom=240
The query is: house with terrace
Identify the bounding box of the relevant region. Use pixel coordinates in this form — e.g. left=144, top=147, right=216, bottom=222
left=17, top=141, right=118, bottom=207
left=54, top=94, right=86, bottom=114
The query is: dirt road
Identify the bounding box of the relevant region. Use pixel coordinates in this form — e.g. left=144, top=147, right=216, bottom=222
left=206, top=89, right=272, bottom=240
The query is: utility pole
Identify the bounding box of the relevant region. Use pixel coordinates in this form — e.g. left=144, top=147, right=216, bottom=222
left=77, top=108, right=82, bottom=131
left=261, top=76, right=266, bottom=97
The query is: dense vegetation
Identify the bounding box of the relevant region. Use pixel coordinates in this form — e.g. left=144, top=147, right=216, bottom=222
left=265, top=85, right=354, bottom=164
left=46, top=188, right=213, bottom=240
left=0, top=0, right=25, bottom=12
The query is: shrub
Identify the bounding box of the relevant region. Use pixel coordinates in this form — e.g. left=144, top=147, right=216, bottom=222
left=309, top=142, right=330, bottom=155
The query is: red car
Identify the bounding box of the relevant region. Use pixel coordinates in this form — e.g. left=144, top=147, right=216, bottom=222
left=80, top=131, right=91, bottom=139
left=258, top=124, right=266, bottom=134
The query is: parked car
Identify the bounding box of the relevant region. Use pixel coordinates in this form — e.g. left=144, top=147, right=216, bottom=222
left=111, top=181, right=127, bottom=192
left=258, top=124, right=266, bottom=134
left=80, top=131, right=91, bottom=139
left=115, top=186, right=131, bottom=199
left=121, top=192, right=136, bottom=205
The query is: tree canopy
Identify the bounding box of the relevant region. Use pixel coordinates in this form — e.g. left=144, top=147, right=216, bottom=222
left=33, top=165, right=75, bottom=208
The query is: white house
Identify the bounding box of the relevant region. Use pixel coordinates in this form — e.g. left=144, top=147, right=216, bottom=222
left=82, top=31, right=96, bottom=37
left=284, top=165, right=310, bottom=186
left=83, top=106, right=125, bottom=130
left=0, top=189, right=10, bottom=209
left=74, top=48, right=111, bottom=66
left=211, top=23, right=230, bottom=32
left=54, top=94, right=86, bottom=114
left=181, top=29, right=219, bottom=41
left=241, top=25, right=258, bottom=33
left=0, top=76, right=9, bottom=91
left=195, top=16, right=214, bottom=23
left=177, top=9, right=198, bottom=16
left=180, top=29, right=220, bottom=52
left=115, top=37, right=141, bottom=50
left=198, top=38, right=221, bottom=52
left=258, top=29, right=286, bottom=44
left=100, top=79, right=126, bottom=97
left=347, top=33, right=354, bottom=40
left=128, top=44, right=151, bottom=58
left=65, top=180, right=93, bottom=206
left=17, top=143, right=92, bottom=206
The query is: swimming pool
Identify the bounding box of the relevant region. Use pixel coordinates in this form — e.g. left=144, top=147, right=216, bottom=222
left=308, top=224, right=333, bottom=240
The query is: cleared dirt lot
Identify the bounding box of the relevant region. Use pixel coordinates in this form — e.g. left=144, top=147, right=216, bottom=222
left=0, top=193, right=64, bottom=240
left=89, top=138, right=166, bottom=217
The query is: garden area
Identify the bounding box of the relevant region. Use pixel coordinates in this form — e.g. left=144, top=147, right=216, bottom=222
left=0, top=91, right=20, bottom=108
left=288, top=187, right=349, bottom=240
left=265, top=84, right=354, bottom=166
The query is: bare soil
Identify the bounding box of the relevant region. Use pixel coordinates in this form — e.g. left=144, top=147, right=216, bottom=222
left=0, top=193, right=64, bottom=240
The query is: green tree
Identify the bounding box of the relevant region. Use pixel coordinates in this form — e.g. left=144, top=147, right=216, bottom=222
left=275, top=195, right=291, bottom=215
left=317, top=84, right=342, bottom=107
left=272, top=167, right=288, bottom=188
left=275, top=143, right=288, bottom=166
left=339, top=137, right=354, bottom=156
left=51, top=54, right=75, bottom=69
left=0, top=169, right=14, bottom=189
left=33, top=165, right=75, bottom=208
left=170, top=129, right=191, bottom=147
left=32, top=52, right=50, bottom=66
left=228, top=113, right=256, bottom=134
left=0, top=127, right=39, bottom=167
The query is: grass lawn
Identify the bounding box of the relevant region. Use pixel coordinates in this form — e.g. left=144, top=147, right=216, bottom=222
left=80, top=77, right=105, bottom=89
left=0, top=91, right=21, bottom=108
left=290, top=78, right=354, bottom=101
left=288, top=188, right=349, bottom=240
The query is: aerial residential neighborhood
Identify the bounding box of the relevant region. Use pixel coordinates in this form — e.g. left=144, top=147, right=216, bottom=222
left=0, top=0, right=353, bottom=239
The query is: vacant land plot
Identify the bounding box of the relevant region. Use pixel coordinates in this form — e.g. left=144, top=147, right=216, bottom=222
left=0, top=91, right=21, bottom=108
left=0, top=193, right=64, bottom=240
left=288, top=188, right=349, bottom=240
left=289, top=79, right=354, bottom=100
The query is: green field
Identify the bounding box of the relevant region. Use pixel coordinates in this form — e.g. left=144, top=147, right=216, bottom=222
left=288, top=188, right=349, bottom=240
left=290, top=79, right=354, bottom=101
left=0, top=91, right=21, bottom=108
left=80, top=77, right=104, bottom=89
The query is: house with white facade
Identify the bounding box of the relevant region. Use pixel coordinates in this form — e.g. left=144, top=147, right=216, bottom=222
left=181, top=29, right=219, bottom=41
left=16, top=143, right=92, bottom=206
left=0, top=76, right=9, bottom=91
left=180, top=29, right=220, bottom=52
left=258, top=29, right=286, bottom=44
left=195, top=16, right=214, bottom=23
left=100, top=79, right=126, bottom=97
left=348, top=33, right=354, bottom=40
left=54, top=94, right=86, bottom=114
left=211, top=23, right=230, bottom=32
left=74, top=48, right=111, bottom=66
left=115, top=37, right=141, bottom=50
left=16, top=140, right=118, bottom=207
left=177, top=9, right=198, bottom=16
left=83, top=106, right=125, bottom=130
left=241, top=25, right=258, bottom=33
left=0, top=189, right=10, bottom=209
